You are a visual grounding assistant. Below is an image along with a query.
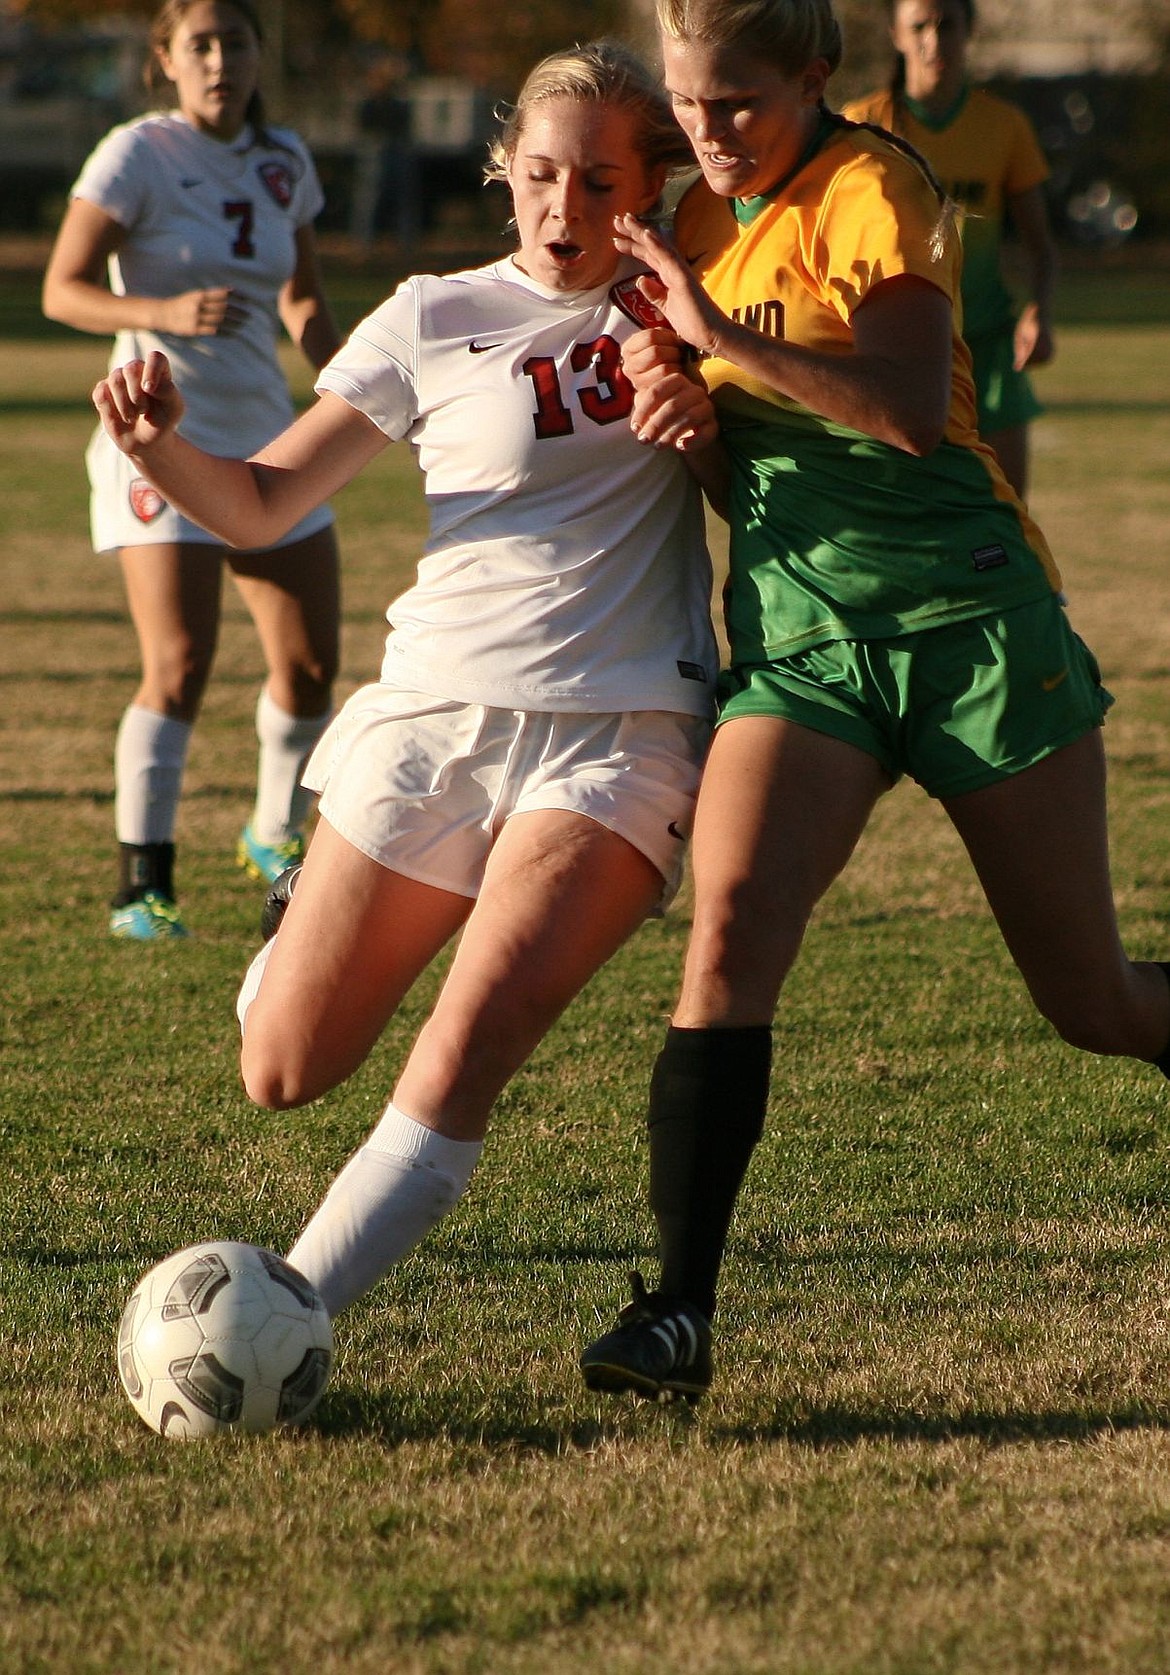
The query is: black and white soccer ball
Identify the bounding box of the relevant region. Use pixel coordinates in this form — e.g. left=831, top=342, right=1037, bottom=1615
left=117, top=1240, right=333, bottom=1439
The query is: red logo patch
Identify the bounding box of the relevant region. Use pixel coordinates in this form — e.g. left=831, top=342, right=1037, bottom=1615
left=129, top=479, right=165, bottom=523
left=609, top=276, right=666, bottom=330
left=257, top=161, right=293, bottom=208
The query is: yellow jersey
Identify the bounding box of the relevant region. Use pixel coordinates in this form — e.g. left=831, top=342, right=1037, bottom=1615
left=842, top=87, right=1050, bottom=339
left=674, top=117, right=1060, bottom=662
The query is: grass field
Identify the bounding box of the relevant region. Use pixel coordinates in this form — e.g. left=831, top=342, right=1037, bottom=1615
left=3, top=249, right=1170, bottom=1674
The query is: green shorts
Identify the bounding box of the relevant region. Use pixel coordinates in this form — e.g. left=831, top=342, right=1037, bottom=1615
left=968, top=324, right=1043, bottom=433
left=717, top=596, right=1112, bottom=799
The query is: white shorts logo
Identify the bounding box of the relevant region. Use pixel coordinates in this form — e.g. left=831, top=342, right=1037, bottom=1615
left=129, top=479, right=166, bottom=523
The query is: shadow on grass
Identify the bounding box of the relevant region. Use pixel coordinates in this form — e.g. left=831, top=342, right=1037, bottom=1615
left=716, top=1401, right=1170, bottom=1448
left=307, top=1384, right=1170, bottom=1454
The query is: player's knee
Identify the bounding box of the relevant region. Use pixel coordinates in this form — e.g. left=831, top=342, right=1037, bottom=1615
left=147, top=639, right=213, bottom=714
left=240, top=1033, right=313, bottom=1110
left=1040, top=986, right=1136, bottom=1058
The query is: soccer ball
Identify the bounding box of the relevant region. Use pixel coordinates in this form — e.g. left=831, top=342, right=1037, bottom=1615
left=117, top=1240, right=333, bottom=1439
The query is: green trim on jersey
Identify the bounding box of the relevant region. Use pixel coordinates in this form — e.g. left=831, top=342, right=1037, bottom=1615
left=902, top=85, right=970, bottom=133
left=733, top=112, right=838, bottom=227
left=718, top=394, right=1057, bottom=664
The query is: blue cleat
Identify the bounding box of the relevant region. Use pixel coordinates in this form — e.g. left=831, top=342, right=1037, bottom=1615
left=109, top=891, right=189, bottom=941
left=237, top=824, right=305, bottom=885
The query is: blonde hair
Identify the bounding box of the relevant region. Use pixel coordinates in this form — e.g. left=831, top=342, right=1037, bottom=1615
left=485, top=39, right=694, bottom=182
left=655, top=0, right=843, bottom=76
left=657, top=0, right=956, bottom=258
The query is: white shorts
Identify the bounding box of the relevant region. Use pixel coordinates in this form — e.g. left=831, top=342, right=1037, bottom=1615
left=304, top=683, right=712, bottom=904
left=85, top=426, right=334, bottom=555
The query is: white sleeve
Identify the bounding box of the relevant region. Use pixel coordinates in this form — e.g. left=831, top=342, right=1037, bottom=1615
left=315, top=280, right=420, bottom=441
left=70, top=122, right=151, bottom=230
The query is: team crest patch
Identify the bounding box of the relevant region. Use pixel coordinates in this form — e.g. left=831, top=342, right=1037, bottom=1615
left=129, top=479, right=166, bottom=523
left=257, top=161, right=293, bottom=208
left=609, top=276, right=666, bottom=330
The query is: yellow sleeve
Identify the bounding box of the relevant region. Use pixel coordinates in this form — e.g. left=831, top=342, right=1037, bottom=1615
left=812, top=144, right=959, bottom=320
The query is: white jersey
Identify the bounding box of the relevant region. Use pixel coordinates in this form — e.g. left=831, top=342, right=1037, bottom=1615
left=316, top=258, right=717, bottom=717
left=71, top=110, right=325, bottom=456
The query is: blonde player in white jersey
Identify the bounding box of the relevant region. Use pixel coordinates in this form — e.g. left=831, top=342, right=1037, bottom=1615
left=91, top=41, right=721, bottom=1329
left=43, top=0, right=342, bottom=940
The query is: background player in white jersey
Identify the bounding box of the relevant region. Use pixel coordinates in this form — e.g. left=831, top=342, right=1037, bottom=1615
left=43, top=0, right=342, bottom=939
left=90, top=41, right=721, bottom=1332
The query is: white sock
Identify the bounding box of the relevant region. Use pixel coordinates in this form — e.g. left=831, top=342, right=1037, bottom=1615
left=251, top=688, right=330, bottom=845
left=114, top=706, right=191, bottom=844
left=236, top=936, right=275, bottom=1033
left=287, top=1104, right=483, bottom=1316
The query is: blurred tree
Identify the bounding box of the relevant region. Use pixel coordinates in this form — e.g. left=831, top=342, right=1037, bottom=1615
left=335, top=0, right=631, bottom=92
left=8, top=0, right=632, bottom=94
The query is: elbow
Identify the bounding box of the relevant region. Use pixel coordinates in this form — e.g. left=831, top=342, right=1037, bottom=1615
left=887, top=406, right=948, bottom=458
left=900, top=424, right=945, bottom=459
left=41, top=284, right=68, bottom=326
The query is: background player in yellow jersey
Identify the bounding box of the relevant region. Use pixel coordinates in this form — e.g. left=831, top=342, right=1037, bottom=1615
left=578, top=0, right=1170, bottom=1404
left=844, top=0, right=1057, bottom=497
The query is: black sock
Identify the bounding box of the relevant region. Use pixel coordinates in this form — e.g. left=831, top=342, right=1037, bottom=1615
left=113, top=842, right=176, bottom=909
left=1153, top=964, right=1170, bottom=1078
left=648, top=1023, right=772, bottom=1320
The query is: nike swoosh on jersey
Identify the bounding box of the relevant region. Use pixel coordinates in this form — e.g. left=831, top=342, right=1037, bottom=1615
left=468, top=340, right=502, bottom=353
left=180, top=178, right=203, bottom=188
left=1041, top=669, right=1070, bottom=692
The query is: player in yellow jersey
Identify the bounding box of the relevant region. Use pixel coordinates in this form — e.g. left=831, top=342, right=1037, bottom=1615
left=578, top=0, right=1170, bottom=1405
left=843, top=0, right=1057, bottom=497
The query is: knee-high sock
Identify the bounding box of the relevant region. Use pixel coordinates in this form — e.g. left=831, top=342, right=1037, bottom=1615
left=648, top=1024, right=772, bottom=1320
left=250, top=688, right=330, bottom=845
left=114, top=705, right=191, bottom=845
left=1153, top=963, right=1170, bottom=1077
left=287, top=1102, right=482, bottom=1316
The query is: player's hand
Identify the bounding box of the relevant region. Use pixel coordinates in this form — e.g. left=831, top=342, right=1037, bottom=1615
left=622, top=327, right=718, bottom=451
left=1014, top=302, right=1054, bottom=371
left=92, top=351, right=184, bottom=453
left=621, top=325, right=690, bottom=389
left=630, top=370, right=719, bottom=453
left=613, top=214, right=728, bottom=357
left=159, top=286, right=247, bottom=337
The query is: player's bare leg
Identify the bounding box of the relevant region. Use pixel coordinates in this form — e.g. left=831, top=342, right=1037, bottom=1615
left=120, top=540, right=224, bottom=721
left=393, top=807, right=664, bottom=1137
left=943, top=729, right=1170, bottom=1060
left=283, top=810, right=663, bottom=1315
left=229, top=526, right=339, bottom=718
left=982, top=421, right=1029, bottom=501
left=240, top=817, right=472, bottom=1108
left=676, top=717, right=892, bottom=1027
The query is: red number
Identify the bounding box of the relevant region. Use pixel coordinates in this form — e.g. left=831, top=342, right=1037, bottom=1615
left=521, top=355, right=574, bottom=439
left=573, top=336, right=634, bottom=426
left=522, top=336, right=634, bottom=439
left=223, top=199, right=255, bottom=259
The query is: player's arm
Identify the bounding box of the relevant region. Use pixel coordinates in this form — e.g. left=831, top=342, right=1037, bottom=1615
left=42, top=197, right=244, bottom=338
left=278, top=223, right=343, bottom=372
left=92, top=351, right=388, bottom=548
left=613, top=213, right=952, bottom=457
left=1007, top=184, right=1057, bottom=370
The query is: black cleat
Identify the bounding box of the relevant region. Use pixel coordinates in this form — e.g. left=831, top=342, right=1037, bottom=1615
left=260, top=863, right=302, bottom=942
left=580, top=1272, right=712, bottom=1403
